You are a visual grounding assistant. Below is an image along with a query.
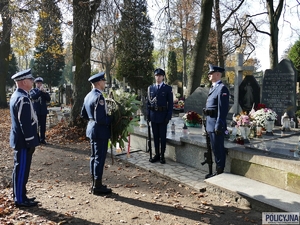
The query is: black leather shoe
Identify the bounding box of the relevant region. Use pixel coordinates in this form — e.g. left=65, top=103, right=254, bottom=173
left=149, top=154, right=160, bottom=163
left=160, top=156, right=165, bottom=164
left=40, top=140, right=47, bottom=145
left=205, top=173, right=216, bottom=179
left=15, top=200, right=38, bottom=207
left=93, top=186, right=112, bottom=195
left=27, top=197, right=36, bottom=201
left=216, top=168, right=224, bottom=175
left=205, top=169, right=224, bottom=179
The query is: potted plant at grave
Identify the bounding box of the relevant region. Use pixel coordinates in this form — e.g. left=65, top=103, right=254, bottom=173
left=250, top=107, right=277, bottom=135
left=233, top=112, right=251, bottom=143
left=182, top=111, right=202, bottom=127
left=173, top=99, right=185, bottom=111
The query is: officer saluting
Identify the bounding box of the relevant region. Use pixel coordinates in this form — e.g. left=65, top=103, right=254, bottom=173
left=30, top=77, right=51, bottom=144
left=81, top=72, right=112, bottom=195
left=10, top=69, right=40, bottom=207
left=203, top=64, right=229, bottom=178
left=147, top=68, right=173, bottom=164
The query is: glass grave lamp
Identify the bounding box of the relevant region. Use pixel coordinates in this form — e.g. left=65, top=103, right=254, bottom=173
left=281, top=112, right=290, bottom=131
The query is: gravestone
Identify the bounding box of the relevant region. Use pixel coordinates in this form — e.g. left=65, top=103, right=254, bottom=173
left=239, top=75, right=260, bottom=113
left=183, top=87, right=209, bottom=115
left=261, top=59, right=297, bottom=125
left=171, top=84, right=178, bottom=100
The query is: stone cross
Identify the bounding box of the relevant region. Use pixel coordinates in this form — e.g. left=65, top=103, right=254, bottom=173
left=225, top=52, right=254, bottom=115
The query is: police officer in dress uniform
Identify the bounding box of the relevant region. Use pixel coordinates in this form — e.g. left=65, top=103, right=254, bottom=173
left=203, top=64, right=229, bottom=178
left=147, top=68, right=173, bottom=164
left=80, top=72, right=112, bottom=195
left=10, top=69, right=40, bottom=207
left=30, top=77, right=51, bottom=144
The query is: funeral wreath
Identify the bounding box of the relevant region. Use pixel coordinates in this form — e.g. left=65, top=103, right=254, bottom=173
left=106, top=90, right=140, bottom=149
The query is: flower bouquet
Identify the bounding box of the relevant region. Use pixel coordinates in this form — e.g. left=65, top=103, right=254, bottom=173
left=182, top=111, right=202, bottom=127
left=232, top=112, right=251, bottom=143
left=233, top=112, right=251, bottom=127
left=173, top=99, right=184, bottom=110
left=250, top=108, right=278, bottom=128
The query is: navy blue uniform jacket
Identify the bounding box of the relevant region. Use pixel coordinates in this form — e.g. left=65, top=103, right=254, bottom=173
left=81, top=88, right=111, bottom=140
left=147, top=83, right=173, bottom=123
left=205, top=81, right=229, bottom=133
left=10, top=88, right=40, bottom=150
left=30, top=88, right=51, bottom=115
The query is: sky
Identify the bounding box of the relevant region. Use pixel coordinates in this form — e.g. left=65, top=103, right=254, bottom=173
left=147, top=0, right=300, bottom=71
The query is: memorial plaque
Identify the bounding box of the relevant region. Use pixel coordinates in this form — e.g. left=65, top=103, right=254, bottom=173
left=261, top=59, right=297, bottom=125
left=239, top=75, right=260, bottom=113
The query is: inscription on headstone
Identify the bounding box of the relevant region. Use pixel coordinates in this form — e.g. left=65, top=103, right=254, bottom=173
left=261, top=59, right=297, bottom=125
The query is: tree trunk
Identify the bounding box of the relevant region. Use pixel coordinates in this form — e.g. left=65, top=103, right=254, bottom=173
left=182, top=39, right=187, bottom=95
left=70, top=0, right=101, bottom=127
left=186, top=0, right=213, bottom=96
left=214, top=0, right=224, bottom=68
left=0, top=0, right=11, bottom=108
left=266, top=0, right=284, bottom=69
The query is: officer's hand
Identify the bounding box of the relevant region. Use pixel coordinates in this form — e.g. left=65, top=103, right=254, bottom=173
left=147, top=116, right=150, bottom=122
left=215, top=130, right=222, bottom=135
left=165, top=119, right=169, bottom=125
left=28, top=147, right=35, bottom=154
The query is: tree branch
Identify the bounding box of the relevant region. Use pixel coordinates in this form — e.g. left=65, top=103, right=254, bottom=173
left=248, top=20, right=271, bottom=36
left=221, top=0, right=245, bottom=28
left=246, top=12, right=268, bottom=18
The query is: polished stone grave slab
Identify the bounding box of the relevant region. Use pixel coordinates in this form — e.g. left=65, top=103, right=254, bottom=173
left=244, top=130, right=300, bottom=159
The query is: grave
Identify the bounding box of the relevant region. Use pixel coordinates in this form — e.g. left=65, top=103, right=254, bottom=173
left=261, top=59, right=297, bottom=125
left=183, top=86, right=209, bottom=115
left=130, top=116, right=300, bottom=195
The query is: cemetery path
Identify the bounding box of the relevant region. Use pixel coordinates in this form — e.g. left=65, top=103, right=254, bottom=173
left=0, top=109, right=262, bottom=225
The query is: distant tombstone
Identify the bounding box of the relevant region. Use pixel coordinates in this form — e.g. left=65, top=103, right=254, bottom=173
left=261, top=59, right=297, bottom=125
left=172, top=80, right=183, bottom=98
left=239, top=75, right=260, bottom=113
left=171, top=85, right=178, bottom=99
left=184, top=87, right=209, bottom=115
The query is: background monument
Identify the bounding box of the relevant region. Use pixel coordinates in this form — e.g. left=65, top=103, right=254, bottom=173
left=261, top=59, right=297, bottom=125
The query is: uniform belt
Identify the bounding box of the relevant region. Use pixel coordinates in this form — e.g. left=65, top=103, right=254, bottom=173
left=203, top=109, right=217, bottom=116
left=89, top=119, right=95, bottom=121
left=149, top=106, right=167, bottom=111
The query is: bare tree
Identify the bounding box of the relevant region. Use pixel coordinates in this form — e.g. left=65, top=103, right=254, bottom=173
left=10, top=1, right=36, bottom=70
left=246, top=0, right=290, bottom=69
left=91, top=0, right=119, bottom=87
left=169, top=0, right=199, bottom=88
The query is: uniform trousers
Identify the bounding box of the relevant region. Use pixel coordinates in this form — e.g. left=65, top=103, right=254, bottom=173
left=37, top=114, right=47, bottom=142
left=151, top=122, right=167, bottom=153
left=90, top=139, right=108, bottom=181
left=13, top=148, right=34, bottom=204
left=208, top=132, right=226, bottom=170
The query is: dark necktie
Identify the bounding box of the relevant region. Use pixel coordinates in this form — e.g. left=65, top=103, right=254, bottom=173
left=157, top=85, right=160, bottom=90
